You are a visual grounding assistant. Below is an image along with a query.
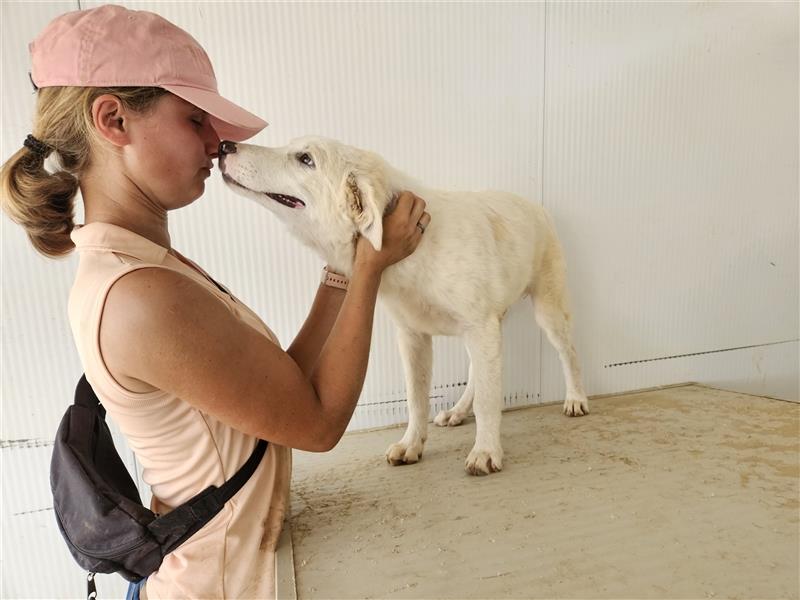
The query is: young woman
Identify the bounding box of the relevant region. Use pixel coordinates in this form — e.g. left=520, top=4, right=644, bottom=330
left=1, top=5, right=430, bottom=599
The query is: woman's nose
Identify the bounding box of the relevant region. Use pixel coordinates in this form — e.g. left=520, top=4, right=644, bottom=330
left=219, top=141, right=237, bottom=155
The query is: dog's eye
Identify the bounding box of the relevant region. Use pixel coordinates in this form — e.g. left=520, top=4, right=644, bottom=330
left=297, top=152, right=315, bottom=168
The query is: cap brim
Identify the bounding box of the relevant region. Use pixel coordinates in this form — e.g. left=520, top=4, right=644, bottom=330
left=161, top=84, right=267, bottom=142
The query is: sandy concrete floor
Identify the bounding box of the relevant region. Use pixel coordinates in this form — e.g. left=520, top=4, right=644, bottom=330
left=288, top=385, right=799, bottom=599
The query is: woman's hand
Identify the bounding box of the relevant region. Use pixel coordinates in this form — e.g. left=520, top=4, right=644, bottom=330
left=354, top=191, right=430, bottom=274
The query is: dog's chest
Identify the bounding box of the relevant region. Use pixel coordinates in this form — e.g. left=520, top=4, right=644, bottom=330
left=378, top=284, right=462, bottom=336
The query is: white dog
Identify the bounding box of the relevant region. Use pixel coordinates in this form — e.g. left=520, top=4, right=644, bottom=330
left=220, top=136, right=588, bottom=475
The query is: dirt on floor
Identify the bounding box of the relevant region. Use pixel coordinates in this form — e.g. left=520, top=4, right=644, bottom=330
left=288, top=385, right=799, bottom=599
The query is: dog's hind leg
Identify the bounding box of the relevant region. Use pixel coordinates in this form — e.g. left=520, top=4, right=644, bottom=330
left=464, top=319, right=504, bottom=475
left=530, top=241, right=589, bottom=416
left=433, top=361, right=473, bottom=427
left=385, top=328, right=432, bottom=465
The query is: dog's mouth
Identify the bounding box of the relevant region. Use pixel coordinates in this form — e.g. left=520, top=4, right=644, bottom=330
left=265, top=192, right=306, bottom=209
left=222, top=173, right=306, bottom=209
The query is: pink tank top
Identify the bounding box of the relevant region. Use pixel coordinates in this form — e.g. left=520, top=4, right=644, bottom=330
left=67, top=222, right=291, bottom=599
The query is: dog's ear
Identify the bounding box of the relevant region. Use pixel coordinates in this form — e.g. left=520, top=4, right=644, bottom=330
left=344, top=171, right=385, bottom=251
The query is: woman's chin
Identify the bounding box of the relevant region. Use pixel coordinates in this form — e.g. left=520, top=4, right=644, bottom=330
left=171, top=188, right=203, bottom=210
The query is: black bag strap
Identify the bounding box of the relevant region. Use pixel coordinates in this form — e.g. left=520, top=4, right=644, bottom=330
left=86, top=572, right=96, bottom=600
left=147, top=439, right=268, bottom=552
left=75, top=374, right=268, bottom=556
left=75, top=374, right=105, bottom=417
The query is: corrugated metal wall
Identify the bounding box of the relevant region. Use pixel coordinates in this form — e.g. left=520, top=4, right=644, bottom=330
left=2, top=1, right=797, bottom=597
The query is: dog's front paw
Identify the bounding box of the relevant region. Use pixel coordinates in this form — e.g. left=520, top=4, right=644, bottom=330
left=465, top=445, right=503, bottom=476
left=563, top=393, right=589, bottom=417
left=385, top=440, right=424, bottom=466
left=434, top=408, right=466, bottom=427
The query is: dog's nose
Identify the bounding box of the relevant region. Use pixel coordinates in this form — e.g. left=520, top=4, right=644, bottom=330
left=219, top=141, right=237, bottom=155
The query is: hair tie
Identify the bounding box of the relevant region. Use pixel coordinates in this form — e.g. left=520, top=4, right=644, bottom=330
left=23, top=134, right=52, bottom=158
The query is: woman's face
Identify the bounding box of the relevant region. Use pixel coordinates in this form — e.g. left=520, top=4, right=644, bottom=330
left=123, top=93, right=220, bottom=210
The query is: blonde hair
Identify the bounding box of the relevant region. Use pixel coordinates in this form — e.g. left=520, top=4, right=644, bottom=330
left=0, top=86, right=167, bottom=258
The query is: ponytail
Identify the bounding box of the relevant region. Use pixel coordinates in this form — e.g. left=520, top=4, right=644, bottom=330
left=0, top=86, right=167, bottom=259
left=1, top=141, right=79, bottom=257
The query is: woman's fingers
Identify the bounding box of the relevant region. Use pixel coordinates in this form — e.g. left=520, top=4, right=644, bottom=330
left=362, top=191, right=430, bottom=268
left=387, top=192, right=427, bottom=236
left=409, top=195, right=426, bottom=225
left=393, top=191, right=417, bottom=218
left=417, top=211, right=431, bottom=230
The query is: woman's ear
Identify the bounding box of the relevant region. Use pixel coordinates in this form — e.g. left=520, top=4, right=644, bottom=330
left=344, top=171, right=385, bottom=251
left=91, top=94, right=130, bottom=148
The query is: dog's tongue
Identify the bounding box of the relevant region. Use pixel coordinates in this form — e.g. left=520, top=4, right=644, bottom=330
left=266, top=193, right=305, bottom=209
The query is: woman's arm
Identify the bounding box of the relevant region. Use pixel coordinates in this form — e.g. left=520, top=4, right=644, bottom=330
left=306, top=260, right=383, bottom=436
left=286, top=282, right=346, bottom=377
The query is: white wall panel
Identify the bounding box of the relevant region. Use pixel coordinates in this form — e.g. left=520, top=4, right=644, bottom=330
left=2, top=1, right=798, bottom=597
left=540, top=1, right=798, bottom=404
left=1, top=4, right=86, bottom=595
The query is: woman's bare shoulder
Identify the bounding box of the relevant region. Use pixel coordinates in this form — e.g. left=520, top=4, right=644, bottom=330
left=96, top=266, right=328, bottom=450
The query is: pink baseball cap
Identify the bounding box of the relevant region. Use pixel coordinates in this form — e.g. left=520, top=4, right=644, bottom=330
left=28, top=4, right=267, bottom=142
